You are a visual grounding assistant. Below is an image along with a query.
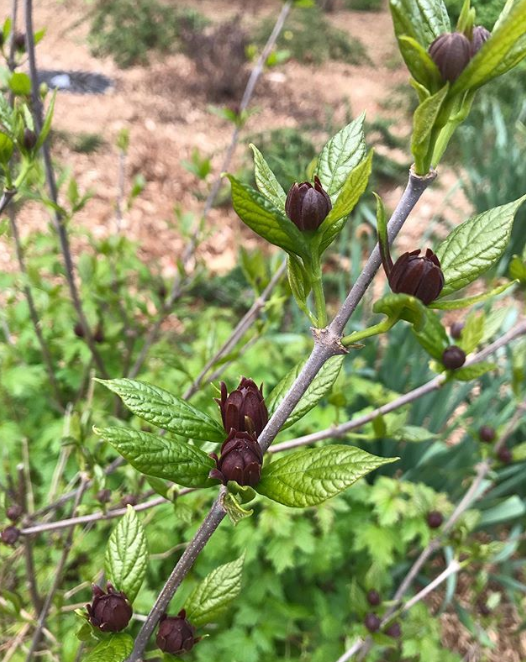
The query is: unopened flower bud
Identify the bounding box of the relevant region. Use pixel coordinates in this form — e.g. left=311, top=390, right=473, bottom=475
left=1, top=525, right=20, bottom=546
left=450, top=321, right=464, bottom=339
left=388, top=249, right=444, bottom=305
left=120, top=494, right=137, bottom=508
left=216, top=378, right=268, bottom=437
left=6, top=504, right=23, bottom=522
left=428, top=32, right=472, bottom=82
left=285, top=176, right=332, bottom=232
left=442, top=345, right=466, bottom=370
left=427, top=510, right=443, bottom=529
left=210, top=429, right=263, bottom=487
left=385, top=622, right=402, bottom=638
left=364, top=613, right=381, bottom=632
left=479, top=425, right=495, bottom=443
left=14, top=32, right=26, bottom=52
left=156, top=610, right=198, bottom=655
left=96, top=489, right=112, bottom=504
left=23, top=129, right=37, bottom=150
left=86, top=583, right=132, bottom=632
left=497, top=446, right=512, bottom=464
left=366, top=589, right=381, bottom=606
left=470, top=26, right=491, bottom=56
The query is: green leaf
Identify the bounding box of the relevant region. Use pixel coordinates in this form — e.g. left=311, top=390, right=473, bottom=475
left=84, top=634, right=134, bottom=662
left=35, top=92, right=56, bottom=150
left=412, top=307, right=449, bottom=360
left=457, top=312, right=484, bottom=354
left=389, top=0, right=450, bottom=50
left=96, top=378, right=224, bottom=442
left=105, top=506, right=148, bottom=603
left=373, top=293, right=427, bottom=331
left=453, top=361, right=496, bottom=381
left=411, top=83, right=449, bottom=169
left=287, top=254, right=311, bottom=317
left=96, top=427, right=216, bottom=488
left=431, top=280, right=516, bottom=309
left=250, top=144, right=286, bottom=209
left=436, top=197, right=526, bottom=296
left=451, top=0, right=526, bottom=94
left=394, top=425, right=437, bottom=442
left=398, top=36, right=442, bottom=90
left=256, top=445, right=397, bottom=507
left=8, top=72, right=31, bottom=96
left=316, top=114, right=366, bottom=200
left=267, top=355, right=344, bottom=429
left=0, top=132, right=14, bottom=165
left=228, top=175, right=308, bottom=258
left=316, top=150, right=373, bottom=255
left=185, top=556, right=244, bottom=627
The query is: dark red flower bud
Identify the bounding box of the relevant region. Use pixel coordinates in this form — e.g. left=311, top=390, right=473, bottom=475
left=385, top=622, right=402, bottom=638
left=427, top=510, right=444, bottom=529
left=156, top=610, right=197, bottom=655
left=428, top=32, right=472, bottom=82
left=73, top=322, right=85, bottom=338
left=388, top=249, right=444, bottom=305
left=216, top=377, right=268, bottom=437
left=1, top=526, right=20, bottom=546
left=120, top=494, right=138, bottom=508
left=366, top=589, right=381, bottom=606
left=86, top=583, right=132, bottom=632
left=470, top=26, right=491, bottom=56
left=442, top=345, right=466, bottom=370
left=14, top=32, right=26, bottom=52
left=93, top=325, right=105, bottom=344
left=23, top=129, right=37, bottom=150
left=6, top=504, right=23, bottom=522
left=450, top=321, right=464, bottom=339
left=497, top=446, right=512, bottom=464
left=285, top=176, right=332, bottom=232
left=209, top=429, right=263, bottom=487
left=364, top=613, right=381, bottom=632
left=96, top=489, right=112, bottom=504
left=479, top=425, right=496, bottom=443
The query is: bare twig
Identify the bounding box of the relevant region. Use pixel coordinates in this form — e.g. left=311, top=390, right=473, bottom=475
left=24, top=0, right=109, bottom=378
left=0, top=187, right=17, bottom=214
left=18, top=464, right=42, bottom=614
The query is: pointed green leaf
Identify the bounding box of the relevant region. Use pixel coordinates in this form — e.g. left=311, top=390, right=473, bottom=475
left=453, top=361, right=496, bottom=381
left=35, top=92, right=56, bottom=150
left=316, top=114, right=366, bottom=200
left=457, top=312, right=484, bottom=354
left=398, top=36, right=442, bottom=89
left=317, top=150, right=373, bottom=255
left=185, top=556, right=244, bottom=626
left=430, top=281, right=516, bottom=309
left=411, top=83, right=448, bottom=169
left=228, top=175, right=308, bottom=258
left=373, top=293, right=427, bottom=331
left=287, top=254, right=312, bottom=317
left=96, top=427, right=216, bottom=488
left=250, top=144, right=286, bottom=208
left=436, top=197, right=526, bottom=296
left=105, top=506, right=148, bottom=603
left=267, top=355, right=344, bottom=429
left=412, top=307, right=449, bottom=360
left=96, top=379, right=224, bottom=442
left=84, top=634, right=134, bottom=662
left=256, top=445, right=397, bottom=507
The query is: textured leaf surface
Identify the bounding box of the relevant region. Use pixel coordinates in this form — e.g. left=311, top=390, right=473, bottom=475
left=105, top=506, right=148, bottom=603
left=229, top=175, right=308, bottom=258
left=267, top=356, right=344, bottom=429
left=316, top=114, right=366, bottom=200
left=250, top=144, right=286, bottom=209
left=453, top=362, right=496, bottom=381
left=84, top=635, right=134, bottom=662
left=97, top=427, right=216, bottom=488
left=185, top=556, right=244, bottom=627
left=411, top=84, right=448, bottom=167
left=436, top=197, right=526, bottom=296
left=256, top=445, right=397, bottom=507
left=96, top=379, right=224, bottom=442
left=390, top=0, right=450, bottom=49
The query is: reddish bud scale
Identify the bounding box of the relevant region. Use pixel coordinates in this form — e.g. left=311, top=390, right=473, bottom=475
left=497, top=446, right=512, bottom=464
left=442, top=345, right=466, bottom=370
left=385, top=622, right=402, bottom=638
left=86, top=583, right=132, bottom=632
left=216, top=377, right=268, bottom=437
left=388, top=249, right=444, bottom=305
left=450, top=321, right=464, bottom=339
left=478, top=425, right=496, bottom=443
left=1, top=526, right=20, bottom=546
left=364, top=613, right=381, bottom=632
left=23, top=129, right=37, bottom=150
left=6, top=504, right=23, bottom=522
left=428, top=32, right=472, bottom=82
left=427, top=510, right=444, bottom=529
left=210, top=429, right=263, bottom=487
left=285, top=176, right=332, bottom=232
left=156, top=610, right=198, bottom=655
left=366, top=589, right=381, bottom=606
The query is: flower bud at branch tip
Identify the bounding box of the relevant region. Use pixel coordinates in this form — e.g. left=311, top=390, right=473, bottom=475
left=428, top=32, right=472, bottom=82
left=285, top=176, right=332, bottom=231
left=386, top=248, right=444, bottom=305
left=156, top=610, right=198, bottom=655
left=86, top=583, right=132, bottom=632
left=210, top=429, right=263, bottom=487
left=442, top=345, right=466, bottom=370
left=216, top=377, right=268, bottom=437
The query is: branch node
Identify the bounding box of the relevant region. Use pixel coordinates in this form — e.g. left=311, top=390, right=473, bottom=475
left=311, top=327, right=348, bottom=355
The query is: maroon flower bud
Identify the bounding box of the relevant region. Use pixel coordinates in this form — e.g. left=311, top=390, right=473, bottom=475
left=120, top=494, right=138, bottom=508
left=216, top=377, right=268, bottom=437
left=364, top=613, right=381, bottom=632
left=285, top=176, right=332, bottom=232
left=427, top=510, right=444, bottom=529
left=388, top=249, right=444, bottom=305
left=73, top=322, right=85, bottom=338
left=497, top=446, right=512, bottom=464
left=23, top=129, right=37, bottom=150
left=385, top=622, right=402, bottom=638
left=428, top=32, right=472, bottom=82
left=470, top=26, right=491, bottom=56
left=14, top=32, right=26, bottom=52
left=96, top=489, right=112, bottom=504
left=6, top=504, right=23, bottom=522
left=86, top=583, right=132, bottom=632
left=209, top=429, right=263, bottom=487
left=479, top=425, right=496, bottom=443
left=156, top=610, right=198, bottom=655
left=450, top=321, right=464, bottom=339
left=1, top=526, right=20, bottom=546
left=93, top=325, right=105, bottom=344
left=442, top=345, right=466, bottom=370
left=366, top=589, right=381, bottom=606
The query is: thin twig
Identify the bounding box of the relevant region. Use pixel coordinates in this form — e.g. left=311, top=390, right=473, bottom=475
left=18, top=464, right=42, bottom=614
left=24, top=0, right=109, bottom=378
